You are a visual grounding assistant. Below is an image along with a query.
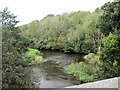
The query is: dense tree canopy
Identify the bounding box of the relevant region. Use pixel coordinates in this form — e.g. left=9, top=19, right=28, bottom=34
left=98, top=2, right=120, bottom=36
left=1, top=7, right=31, bottom=88
left=20, top=10, right=102, bottom=54
left=99, top=1, right=120, bottom=78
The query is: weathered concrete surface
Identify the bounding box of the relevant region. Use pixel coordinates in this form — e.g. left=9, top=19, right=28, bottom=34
left=65, top=77, right=119, bottom=88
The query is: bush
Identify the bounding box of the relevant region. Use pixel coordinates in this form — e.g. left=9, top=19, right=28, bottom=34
left=84, top=53, right=102, bottom=66
left=65, top=62, right=100, bottom=82
left=100, top=33, right=120, bottom=78
left=84, top=53, right=94, bottom=62
left=23, top=48, right=43, bottom=65
left=64, top=42, right=75, bottom=53
left=81, top=43, right=94, bottom=54
left=1, top=8, right=33, bottom=88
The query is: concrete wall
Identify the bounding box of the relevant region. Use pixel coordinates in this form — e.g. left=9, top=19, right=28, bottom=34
left=64, top=77, right=120, bottom=88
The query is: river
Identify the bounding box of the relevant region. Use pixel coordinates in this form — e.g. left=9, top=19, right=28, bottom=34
left=26, top=50, right=84, bottom=88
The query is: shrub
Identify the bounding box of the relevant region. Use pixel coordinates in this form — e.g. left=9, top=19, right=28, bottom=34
left=84, top=53, right=102, bottom=66
left=100, top=33, right=120, bottom=78
left=84, top=53, right=95, bottom=63
left=81, top=43, right=94, bottom=54
left=64, top=42, right=75, bottom=53
left=65, top=62, right=100, bottom=82
left=23, top=48, right=43, bottom=65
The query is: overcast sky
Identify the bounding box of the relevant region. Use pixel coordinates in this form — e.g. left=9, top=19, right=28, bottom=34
left=0, top=0, right=113, bottom=26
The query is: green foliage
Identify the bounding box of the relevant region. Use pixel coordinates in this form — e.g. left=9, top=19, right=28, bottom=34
left=84, top=53, right=95, bottom=61
left=64, top=41, right=75, bottom=53
left=47, top=14, right=54, bottom=17
left=84, top=53, right=102, bottom=66
left=20, top=10, right=102, bottom=54
left=65, top=62, right=100, bottom=82
left=100, top=32, right=120, bottom=78
left=1, top=8, right=32, bottom=88
left=26, top=48, right=40, bottom=55
left=23, top=48, right=43, bottom=65
left=81, top=42, right=94, bottom=54
left=98, top=2, right=120, bottom=36
left=96, top=1, right=120, bottom=78
left=102, top=33, right=119, bottom=53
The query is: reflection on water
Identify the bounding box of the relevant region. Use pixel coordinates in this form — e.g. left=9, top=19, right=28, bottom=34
left=25, top=50, right=84, bottom=88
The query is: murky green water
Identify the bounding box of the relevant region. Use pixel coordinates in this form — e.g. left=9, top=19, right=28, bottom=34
left=26, top=50, right=84, bottom=88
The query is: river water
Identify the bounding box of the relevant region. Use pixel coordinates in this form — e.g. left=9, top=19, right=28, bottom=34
left=26, top=50, right=84, bottom=88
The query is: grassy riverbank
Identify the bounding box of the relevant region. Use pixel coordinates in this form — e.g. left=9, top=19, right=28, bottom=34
left=65, top=53, right=103, bottom=82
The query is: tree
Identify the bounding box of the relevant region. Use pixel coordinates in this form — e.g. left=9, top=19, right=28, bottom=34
left=100, top=32, right=120, bottom=78
left=0, top=7, right=19, bottom=28
left=97, top=1, right=120, bottom=78
left=1, top=7, right=31, bottom=88
left=98, top=2, right=120, bottom=36
left=20, top=10, right=103, bottom=54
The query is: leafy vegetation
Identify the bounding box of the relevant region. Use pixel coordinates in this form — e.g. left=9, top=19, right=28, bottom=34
left=23, top=48, right=43, bottom=65
left=98, top=1, right=120, bottom=78
left=20, top=10, right=102, bottom=54
left=100, top=32, right=120, bottom=78
left=65, top=62, right=100, bottom=82
left=1, top=7, right=32, bottom=88
left=84, top=53, right=102, bottom=66
left=65, top=53, right=103, bottom=83
left=98, top=2, right=120, bottom=36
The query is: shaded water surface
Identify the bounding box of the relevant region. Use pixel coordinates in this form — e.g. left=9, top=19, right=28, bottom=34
left=27, top=50, right=84, bottom=88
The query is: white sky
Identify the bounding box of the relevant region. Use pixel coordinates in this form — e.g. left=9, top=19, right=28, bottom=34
left=0, top=0, right=113, bottom=26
